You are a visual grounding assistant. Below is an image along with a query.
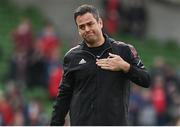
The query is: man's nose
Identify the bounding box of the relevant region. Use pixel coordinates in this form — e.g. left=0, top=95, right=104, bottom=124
left=85, top=26, right=90, bottom=32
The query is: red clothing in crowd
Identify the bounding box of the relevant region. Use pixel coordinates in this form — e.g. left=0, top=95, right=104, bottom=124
left=48, top=67, right=63, bottom=99
left=12, top=31, right=33, bottom=52
left=38, top=36, right=59, bottom=60
left=104, top=15, right=119, bottom=35
left=106, top=0, right=119, bottom=11
left=0, top=100, right=13, bottom=125
left=152, top=86, right=167, bottom=115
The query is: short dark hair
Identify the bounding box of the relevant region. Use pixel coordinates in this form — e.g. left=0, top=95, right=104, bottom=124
left=74, top=4, right=100, bottom=23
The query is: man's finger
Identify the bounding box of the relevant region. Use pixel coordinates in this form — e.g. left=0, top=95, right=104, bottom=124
left=96, top=62, right=108, bottom=66
left=100, top=66, right=112, bottom=70
left=96, top=59, right=109, bottom=63
left=96, top=58, right=107, bottom=61
left=108, top=53, right=117, bottom=58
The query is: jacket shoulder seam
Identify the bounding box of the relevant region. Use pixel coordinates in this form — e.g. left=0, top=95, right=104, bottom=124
left=65, top=45, right=81, bottom=57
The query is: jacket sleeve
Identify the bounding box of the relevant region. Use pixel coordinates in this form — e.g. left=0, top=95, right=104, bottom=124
left=125, top=45, right=151, bottom=88
left=50, top=54, right=74, bottom=125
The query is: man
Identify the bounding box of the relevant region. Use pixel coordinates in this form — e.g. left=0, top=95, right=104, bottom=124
left=50, top=4, right=150, bottom=126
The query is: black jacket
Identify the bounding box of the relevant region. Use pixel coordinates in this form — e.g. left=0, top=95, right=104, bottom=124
left=50, top=34, right=150, bottom=126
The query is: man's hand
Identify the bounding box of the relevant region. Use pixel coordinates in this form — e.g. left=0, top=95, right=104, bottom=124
left=96, top=53, right=130, bottom=73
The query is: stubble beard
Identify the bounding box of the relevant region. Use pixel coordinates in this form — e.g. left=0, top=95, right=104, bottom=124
left=84, top=37, right=98, bottom=47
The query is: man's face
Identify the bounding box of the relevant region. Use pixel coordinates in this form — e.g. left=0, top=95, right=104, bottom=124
left=76, top=12, right=103, bottom=45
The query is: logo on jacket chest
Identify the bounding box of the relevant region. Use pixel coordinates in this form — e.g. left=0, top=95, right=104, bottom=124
left=79, top=58, right=86, bottom=64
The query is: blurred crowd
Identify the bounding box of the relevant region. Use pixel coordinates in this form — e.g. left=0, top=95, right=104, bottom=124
left=103, top=0, right=146, bottom=38
left=129, top=57, right=180, bottom=126
left=9, top=19, right=63, bottom=99
left=0, top=81, right=49, bottom=125
left=0, top=0, right=180, bottom=125
left=0, top=19, right=63, bottom=125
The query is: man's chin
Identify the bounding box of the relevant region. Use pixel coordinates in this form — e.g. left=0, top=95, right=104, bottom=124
left=85, top=38, right=95, bottom=43
left=85, top=36, right=96, bottom=41
left=84, top=38, right=96, bottom=46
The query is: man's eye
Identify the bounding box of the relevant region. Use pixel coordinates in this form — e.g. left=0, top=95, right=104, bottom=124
left=87, top=22, right=94, bottom=26
left=79, top=25, right=85, bottom=30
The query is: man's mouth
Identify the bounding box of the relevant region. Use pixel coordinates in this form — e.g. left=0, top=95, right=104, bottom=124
left=86, top=33, right=94, bottom=37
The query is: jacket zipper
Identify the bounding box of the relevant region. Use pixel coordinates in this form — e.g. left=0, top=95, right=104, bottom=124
left=81, top=47, right=112, bottom=123
left=97, top=47, right=112, bottom=58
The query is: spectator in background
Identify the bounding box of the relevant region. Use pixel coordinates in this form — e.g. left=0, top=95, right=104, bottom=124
left=126, top=0, right=147, bottom=38
left=27, top=22, right=61, bottom=88
left=10, top=18, right=34, bottom=86
left=150, top=56, right=166, bottom=80
left=27, top=98, right=42, bottom=125
left=151, top=75, right=167, bottom=125
left=36, top=22, right=60, bottom=61
left=104, top=10, right=120, bottom=35
left=0, top=80, right=49, bottom=126
left=167, top=92, right=180, bottom=125
left=106, top=0, right=147, bottom=38
left=12, top=18, right=34, bottom=54
left=27, top=97, right=49, bottom=126
left=5, top=80, right=29, bottom=125
left=27, top=41, right=47, bottom=88
left=48, top=48, right=63, bottom=100
left=0, top=90, right=13, bottom=126
left=103, top=0, right=121, bottom=35
left=13, top=109, right=25, bottom=126
left=163, top=64, right=180, bottom=93
left=103, top=0, right=120, bottom=11
left=137, top=89, right=157, bottom=126
left=129, top=85, right=143, bottom=125
left=148, top=56, right=180, bottom=125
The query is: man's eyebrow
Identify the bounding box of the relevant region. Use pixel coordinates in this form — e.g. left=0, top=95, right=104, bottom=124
left=79, top=21, right=94, bottom=26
